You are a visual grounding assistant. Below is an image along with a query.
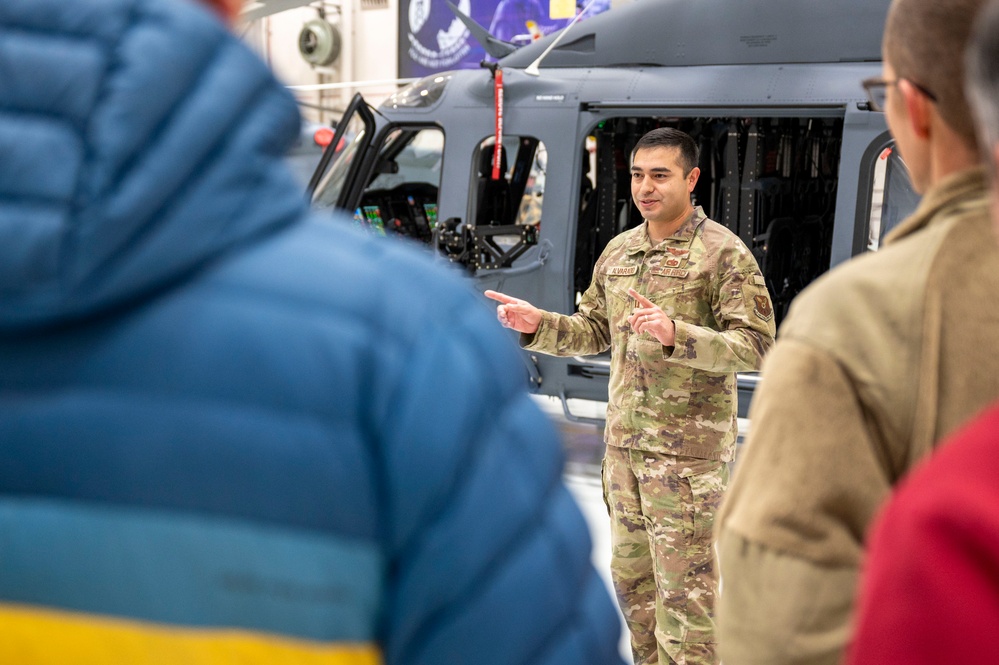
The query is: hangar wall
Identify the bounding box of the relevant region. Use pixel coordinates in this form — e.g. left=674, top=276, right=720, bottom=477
left=242, top=0, right=630, bottom=126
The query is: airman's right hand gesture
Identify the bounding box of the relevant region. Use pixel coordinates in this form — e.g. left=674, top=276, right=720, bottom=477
left=484, top=290, right=542, bottom=334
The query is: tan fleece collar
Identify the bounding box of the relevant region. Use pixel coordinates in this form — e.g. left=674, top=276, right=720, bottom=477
left=884, top=166, right=988, bottom=246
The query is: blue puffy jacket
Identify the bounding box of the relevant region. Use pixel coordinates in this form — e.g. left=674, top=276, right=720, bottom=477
left=0, top=1, right=625, bottom=663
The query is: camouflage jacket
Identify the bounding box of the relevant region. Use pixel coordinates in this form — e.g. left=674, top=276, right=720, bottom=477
left=523, top=207, right=775, bottom=460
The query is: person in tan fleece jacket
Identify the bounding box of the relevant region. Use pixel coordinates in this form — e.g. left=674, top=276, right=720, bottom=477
left=714, top=0, right=999, bottom=663
left=843, top=3, right=999, bottom=662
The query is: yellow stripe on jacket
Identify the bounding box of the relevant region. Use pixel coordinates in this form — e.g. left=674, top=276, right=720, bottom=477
left=0, top=603, right=382, bottom=665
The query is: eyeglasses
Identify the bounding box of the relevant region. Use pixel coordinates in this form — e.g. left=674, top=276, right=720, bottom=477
left=861, top=76, right=938, bottom=112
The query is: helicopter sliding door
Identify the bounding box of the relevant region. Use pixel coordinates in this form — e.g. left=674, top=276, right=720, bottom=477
left=574, top=115, right=845, bottom=330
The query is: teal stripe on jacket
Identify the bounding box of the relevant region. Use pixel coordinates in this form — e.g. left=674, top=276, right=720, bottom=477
left=0, top=497, right=384, bottom=642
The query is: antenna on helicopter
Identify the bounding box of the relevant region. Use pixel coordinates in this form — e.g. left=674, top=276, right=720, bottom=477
left=524, top=0, right=597, bottom=76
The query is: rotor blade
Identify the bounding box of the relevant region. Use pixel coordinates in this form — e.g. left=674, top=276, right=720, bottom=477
left=446, top=0, right=518, bottom=59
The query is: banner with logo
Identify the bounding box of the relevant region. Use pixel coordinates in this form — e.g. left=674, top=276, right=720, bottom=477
left=399, top=0, right=610, bottom=79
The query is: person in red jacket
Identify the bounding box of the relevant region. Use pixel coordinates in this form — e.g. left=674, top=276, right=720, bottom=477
left=847, top=404, right=999, bottom=664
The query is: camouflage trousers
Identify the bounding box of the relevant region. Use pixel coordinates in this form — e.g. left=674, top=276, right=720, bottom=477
left=601, top=444, right=728, bottom=665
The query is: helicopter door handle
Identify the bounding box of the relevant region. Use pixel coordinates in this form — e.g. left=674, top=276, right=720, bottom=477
left=559, top=388, right=606, bottom=426
left=478, top=239, right=552, bottom=277
left=576, top=366, right=610, bottom=379
left=570, top=355, right=611, bottom=379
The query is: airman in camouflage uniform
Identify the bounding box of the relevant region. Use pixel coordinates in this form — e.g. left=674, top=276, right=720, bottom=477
left=486, top=128, right=775, bottom=665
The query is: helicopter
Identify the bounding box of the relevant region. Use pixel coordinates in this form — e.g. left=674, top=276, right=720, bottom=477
left=306, top=0, right=916, bottom=444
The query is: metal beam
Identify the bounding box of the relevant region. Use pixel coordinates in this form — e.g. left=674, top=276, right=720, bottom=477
left=239, top=0, right=315, bottom=23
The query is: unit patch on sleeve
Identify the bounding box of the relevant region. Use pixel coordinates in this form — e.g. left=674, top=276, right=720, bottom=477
left=753, top=294, right=774, bottom=321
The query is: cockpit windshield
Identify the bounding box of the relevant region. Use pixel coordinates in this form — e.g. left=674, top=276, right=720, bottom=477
left=385, top=74, right=452, bottom=109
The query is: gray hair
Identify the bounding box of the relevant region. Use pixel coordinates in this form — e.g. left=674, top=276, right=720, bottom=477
left=966, top=0, right=999, bottom=159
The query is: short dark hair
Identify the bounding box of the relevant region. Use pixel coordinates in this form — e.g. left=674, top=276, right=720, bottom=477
left=632, top=128, right=699, bottom=175
left=883, top=0, right=986, bottom=147
left=966, top=0, right=999, bottom=154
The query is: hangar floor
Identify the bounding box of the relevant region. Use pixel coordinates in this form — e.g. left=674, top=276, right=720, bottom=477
left=532, top=396, right=631, bottom=662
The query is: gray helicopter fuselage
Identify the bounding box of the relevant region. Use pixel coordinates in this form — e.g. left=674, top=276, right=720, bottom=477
left=310, top=0, right=906, bottom=421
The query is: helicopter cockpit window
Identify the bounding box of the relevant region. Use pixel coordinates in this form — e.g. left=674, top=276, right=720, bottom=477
left=516, top=144, right=546, bottom=226
left=350, top=126, right=444, bottom=242
left=457, top=136, right=545, bottom=270
left=865, top=143, right=920, bottom=251
left=471, top=136, right=546, bottom=229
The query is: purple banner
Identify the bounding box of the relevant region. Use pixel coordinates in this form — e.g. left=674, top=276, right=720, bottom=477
left=398, top=0, right=609, bottom=79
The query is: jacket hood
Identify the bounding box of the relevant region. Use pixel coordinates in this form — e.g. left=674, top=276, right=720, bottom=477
left=0, top=0, right=308, bottom=332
